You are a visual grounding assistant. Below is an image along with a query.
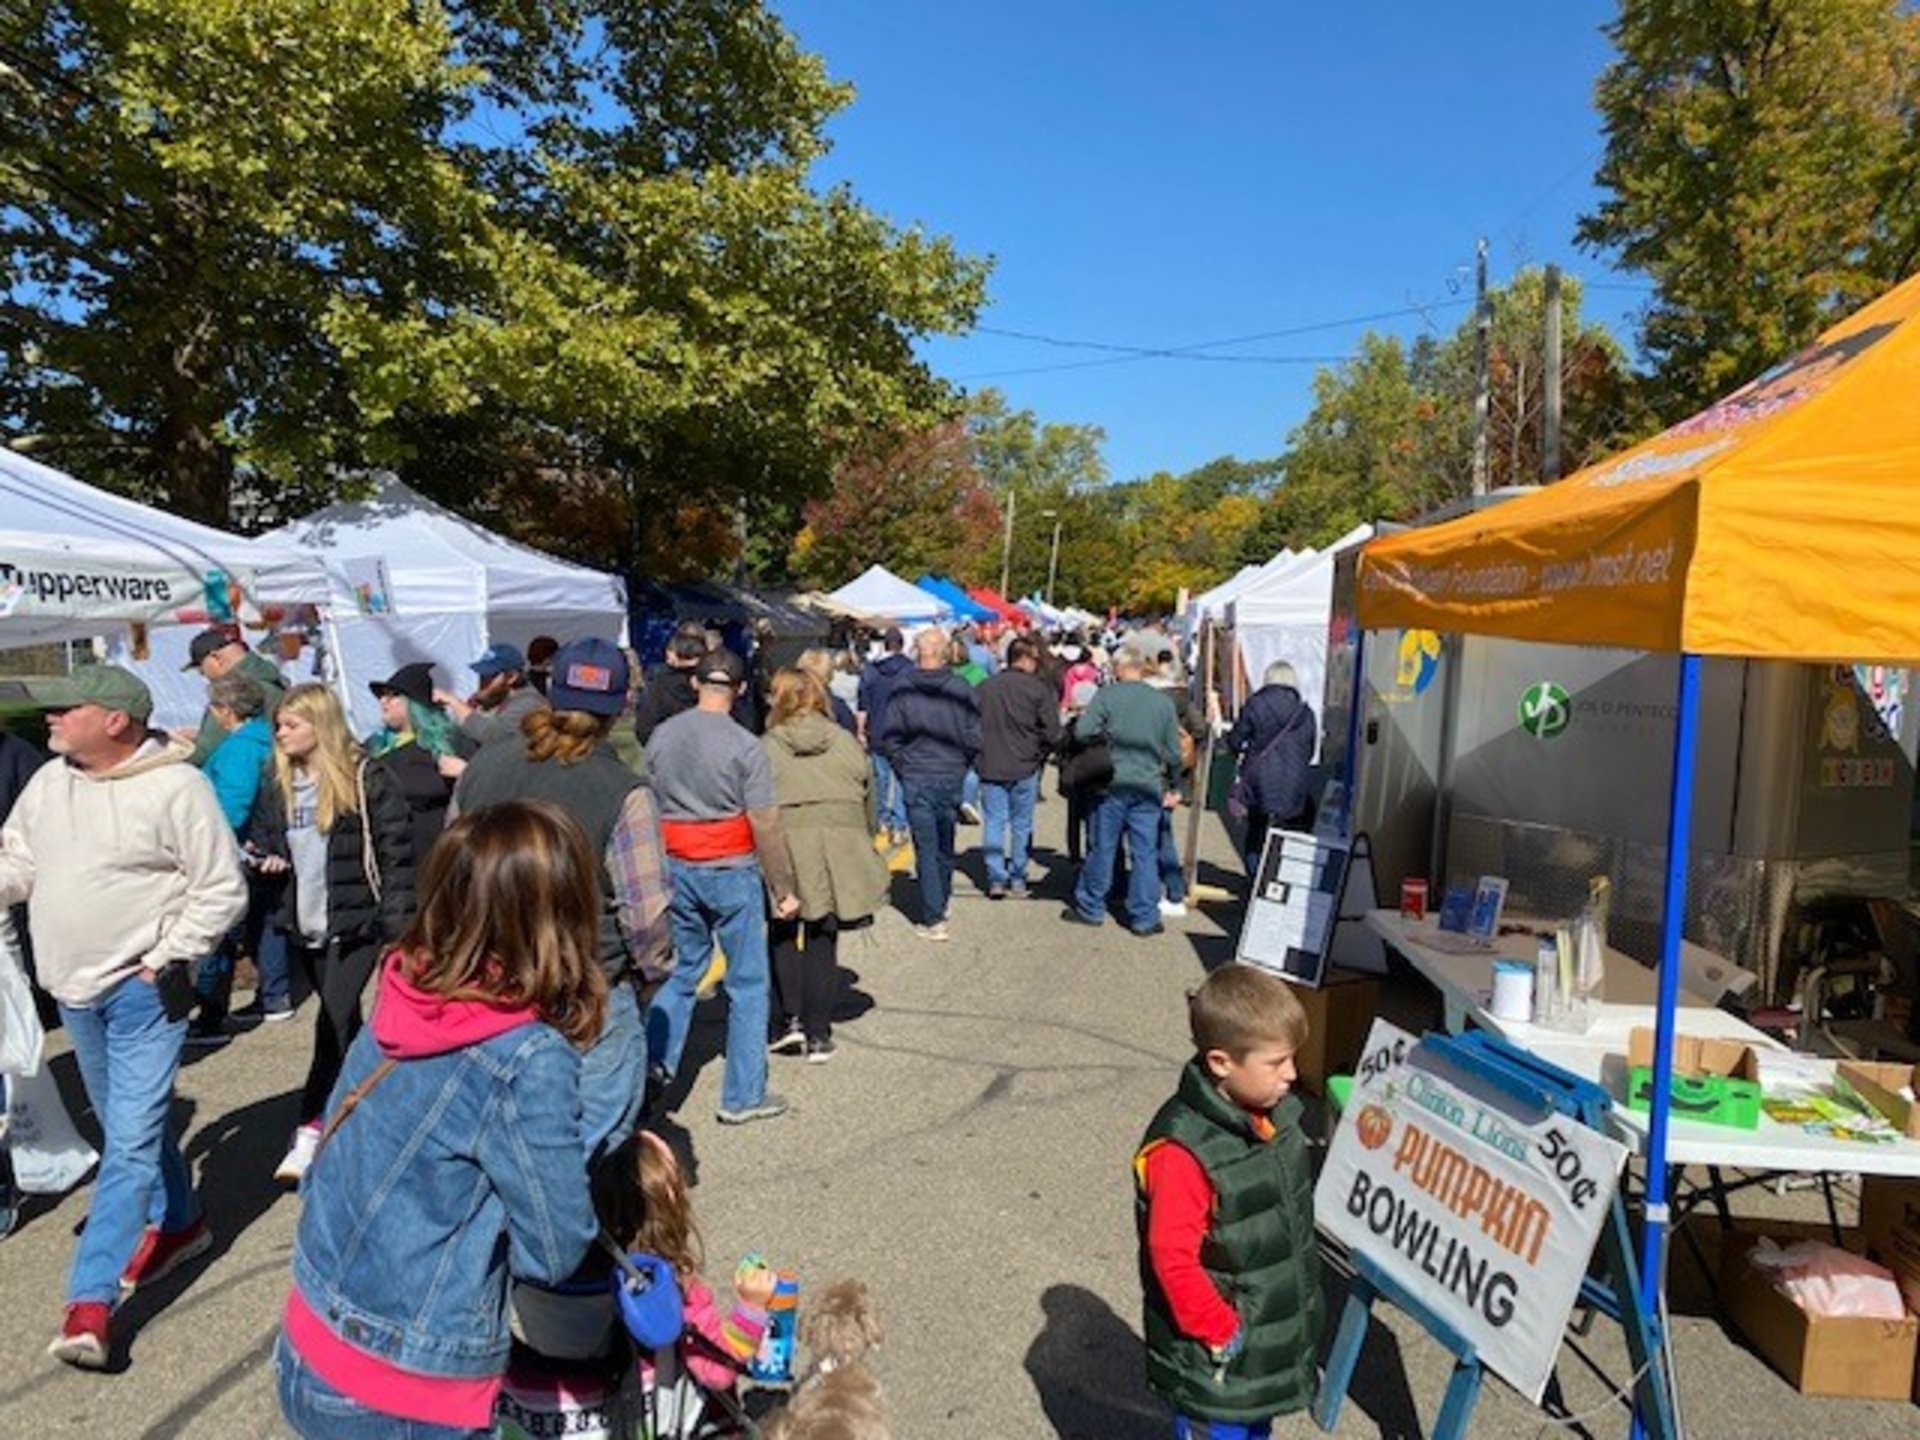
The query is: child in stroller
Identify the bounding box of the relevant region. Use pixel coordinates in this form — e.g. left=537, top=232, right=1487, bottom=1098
left=495, top=1131, right=773, bottom=1439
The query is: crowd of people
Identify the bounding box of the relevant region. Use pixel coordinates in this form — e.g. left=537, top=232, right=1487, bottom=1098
left=0, top=609, right=1323, bottom=1438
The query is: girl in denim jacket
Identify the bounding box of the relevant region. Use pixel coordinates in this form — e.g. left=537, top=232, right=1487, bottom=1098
left=275, top=800, right=609, bottom=1440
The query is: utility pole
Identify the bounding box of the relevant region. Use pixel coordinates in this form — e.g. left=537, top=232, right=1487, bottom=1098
left=1470, top=237, right=1491, bottom=496
left=1043, top=509, right=1063, bottom=606
left=1543, top=263, right=1564, bottom=482
left=998, top=485, right=1017, bottom=596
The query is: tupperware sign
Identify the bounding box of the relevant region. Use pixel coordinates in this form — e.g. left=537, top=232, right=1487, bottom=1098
left=1315, top=1020, right=1628, bottom=1403
left=0, top=558, right=188, bottom=618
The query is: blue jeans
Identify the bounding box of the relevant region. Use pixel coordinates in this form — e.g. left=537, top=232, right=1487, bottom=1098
left=58, top=972, right=201, bottom=1304
left=647, top=861, right=771, bottom=1114
left=1173, top=1416, right=1270, bottom=1440
left=276, top=1332, right=488, bottom=1439
left=871, top=753, right=907, bottom=832
left=1074, top=791, right=1164, bottom=931
left=578, top=981, right=645, bottom=1161
left=1158, top=811, right=1185, bottom=904
left=903, top=775, right=963, bottom=924
left=195, top=875, right=291, bottom=1012
left=962, top=768, right=981, bottom=813
left=981, top=773, right=1039, bottom=888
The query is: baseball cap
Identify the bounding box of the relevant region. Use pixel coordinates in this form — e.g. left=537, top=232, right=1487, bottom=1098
left=182, top=625, right=242, bottom=671
left=28, top=665, right=154, bottom=721
left=470, top=642, right=526, bottom=680
left=695, top=649, right=747, bottom=688
left=549, top=638, right=630, bottom=717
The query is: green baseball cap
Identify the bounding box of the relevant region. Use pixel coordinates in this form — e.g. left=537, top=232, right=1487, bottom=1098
left=26, top=666, right=155, bottom=721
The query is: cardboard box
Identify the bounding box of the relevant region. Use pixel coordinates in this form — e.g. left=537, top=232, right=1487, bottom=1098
left=1626, top=1027, right=1763, bottom=1084
left=1719, top=1231, right=1918, bottom=1400
left=1281, top=967, right=1379, bottom=1092
left=1837, top=1061, right=1920, bottom=1141
left=1860, top=1175, right=1920, bottom=1315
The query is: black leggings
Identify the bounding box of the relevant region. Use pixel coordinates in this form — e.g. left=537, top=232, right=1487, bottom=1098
left=770, top=914, right=840, bottom=1043
left=296, top=939, right=381, bottom=1121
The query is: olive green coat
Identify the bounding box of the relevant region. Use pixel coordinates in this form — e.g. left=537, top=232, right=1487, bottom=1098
left=762, top=714, right=891, bottom=924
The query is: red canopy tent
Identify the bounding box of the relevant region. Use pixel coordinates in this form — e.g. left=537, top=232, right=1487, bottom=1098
left=967, top=585, right=1026, bottom=625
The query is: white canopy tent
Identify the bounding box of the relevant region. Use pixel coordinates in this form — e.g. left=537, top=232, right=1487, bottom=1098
left=261, top=478, right=626, bottom=735
left=1227, top=523, right=1373, bottom=748
left=1183, top=552, right=1299, bottom=636
left=826, top=564, right=952, bottom=624
left=0, top=448, right=327, bottom=647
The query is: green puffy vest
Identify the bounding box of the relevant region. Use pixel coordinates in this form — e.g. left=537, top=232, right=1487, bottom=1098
left=1135, top=1060, right=1324, bottom=1422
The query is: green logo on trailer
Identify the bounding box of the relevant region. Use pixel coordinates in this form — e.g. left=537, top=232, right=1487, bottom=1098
left=1519, top=681, right=1571, bottom=740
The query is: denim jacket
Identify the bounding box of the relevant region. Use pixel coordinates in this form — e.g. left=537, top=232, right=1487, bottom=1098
left=289, top=1012, right=596, bottom=1380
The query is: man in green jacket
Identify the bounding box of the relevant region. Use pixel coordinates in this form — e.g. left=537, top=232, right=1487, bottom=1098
left=1064, top=646, right=1182, bottom=935
left=176, top=627, right=286, bottom=767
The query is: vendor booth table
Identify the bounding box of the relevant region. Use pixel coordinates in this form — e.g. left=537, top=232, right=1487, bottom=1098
left=1350, top=268, right=1920, bottom=1436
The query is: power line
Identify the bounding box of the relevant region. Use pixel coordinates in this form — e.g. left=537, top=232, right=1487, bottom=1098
left=957, top=296, right=1473, bottom=381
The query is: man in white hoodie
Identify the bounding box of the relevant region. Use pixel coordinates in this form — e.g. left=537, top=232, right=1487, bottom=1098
left=0, top=666, right=245, bottom=1370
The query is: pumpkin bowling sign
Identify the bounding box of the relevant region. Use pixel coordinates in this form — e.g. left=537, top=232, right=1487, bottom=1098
left=1315, top=1020, right=1629, bottom=1403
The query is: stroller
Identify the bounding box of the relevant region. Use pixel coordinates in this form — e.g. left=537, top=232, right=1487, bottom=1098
left=494, top=1235, right=763, bottom=1440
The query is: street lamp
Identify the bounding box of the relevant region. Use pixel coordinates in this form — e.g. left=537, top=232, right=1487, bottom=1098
left=1042, top=509, right=1063, bottom=607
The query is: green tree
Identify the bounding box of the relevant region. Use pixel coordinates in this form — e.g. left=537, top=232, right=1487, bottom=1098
left=1579, top=0, right=1920, bottom=416
left=965, top=389, right=1110, bottom=600
left=1, top=1, right=987, bottom=554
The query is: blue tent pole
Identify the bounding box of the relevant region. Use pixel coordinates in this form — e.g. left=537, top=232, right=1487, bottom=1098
left=1633, top=653, right=1702, bottom=1440
left=1340, top=628, right=1368, bottom=812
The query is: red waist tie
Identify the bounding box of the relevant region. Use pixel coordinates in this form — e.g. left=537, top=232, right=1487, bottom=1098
left=660, top=815, right=755, bottom=861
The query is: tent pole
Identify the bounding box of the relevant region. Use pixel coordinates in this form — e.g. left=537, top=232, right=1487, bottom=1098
left=1633, top=653, right=1701, bottom=1440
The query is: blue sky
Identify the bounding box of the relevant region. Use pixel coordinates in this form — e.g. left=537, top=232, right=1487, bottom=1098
left=773, top=1, right=1645, bottom=484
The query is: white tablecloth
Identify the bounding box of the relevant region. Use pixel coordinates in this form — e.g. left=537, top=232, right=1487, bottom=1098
left=1366, top=909, right=1920, bottom=1178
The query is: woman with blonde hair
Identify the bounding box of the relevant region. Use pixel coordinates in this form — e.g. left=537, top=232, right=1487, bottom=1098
left=277, top=801, right=606, bottom=1439
left=247, top=683, right=417, bottom=1183
left=452, top=638, right=669, bottom=1158
left=796, top=648, right=858, bottom=735
left=761, top=668, right=890, bottom=1061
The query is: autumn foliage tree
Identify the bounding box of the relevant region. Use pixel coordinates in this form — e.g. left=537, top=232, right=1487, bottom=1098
left=792, top=420, right=1003, bottom=587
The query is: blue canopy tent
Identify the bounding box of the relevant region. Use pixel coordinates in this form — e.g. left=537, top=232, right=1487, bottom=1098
left=914, top=574, right=994, bottom=624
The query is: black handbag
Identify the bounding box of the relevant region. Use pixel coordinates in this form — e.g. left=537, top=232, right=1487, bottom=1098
left=1057, top=733, right=1114, bottom=795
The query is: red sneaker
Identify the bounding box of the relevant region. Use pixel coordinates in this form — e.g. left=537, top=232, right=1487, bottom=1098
left=119, top=1217, right=213, bottom=1296
left=48, top=1302, right=111, bottom=1369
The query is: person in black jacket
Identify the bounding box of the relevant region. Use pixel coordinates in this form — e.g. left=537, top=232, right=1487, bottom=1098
left=247, top=683, right=417, bottom=1185
left=367, top=662, right=472, bottom=875
left=1225, top=661, right=1318, bottom=874
left=632, top=624, right=707, bottom=745
left=976, top=636, right=1063, bottom=899
left=877, top=629, right=981, bottom=940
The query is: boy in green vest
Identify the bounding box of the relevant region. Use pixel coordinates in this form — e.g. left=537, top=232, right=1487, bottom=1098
left=1134, top=965, right=1325, bottom=1437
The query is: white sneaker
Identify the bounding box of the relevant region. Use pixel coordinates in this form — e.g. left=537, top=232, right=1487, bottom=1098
left=913, top=921, right=951, bottom=943
left=1159, top=899, right=1189, bottom=919
left=275, top=1122, right=322, bottom=1185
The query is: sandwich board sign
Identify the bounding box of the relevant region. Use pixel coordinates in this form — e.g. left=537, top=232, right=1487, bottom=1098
left=1315, top=1019, right=1629, bottom=1403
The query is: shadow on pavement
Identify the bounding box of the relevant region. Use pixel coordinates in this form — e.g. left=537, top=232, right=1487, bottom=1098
left=1024, top=1283, right=1163, bottom=1439
left=115, top=1084, right=301, bottom=1369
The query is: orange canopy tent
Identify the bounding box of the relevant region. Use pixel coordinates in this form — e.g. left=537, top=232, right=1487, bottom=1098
left=1354, top=270, right=1920, bottom=1439
left=1358, top=271, right=1920, bottom=661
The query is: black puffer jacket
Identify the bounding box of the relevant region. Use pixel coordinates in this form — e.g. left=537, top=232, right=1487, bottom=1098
left=1225, top=684, right=1316, bottom=823
left=247, top=756, right=419, bottom=946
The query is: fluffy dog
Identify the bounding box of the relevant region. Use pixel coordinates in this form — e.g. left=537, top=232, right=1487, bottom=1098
left=761, top=1279, right=888, bottom=1440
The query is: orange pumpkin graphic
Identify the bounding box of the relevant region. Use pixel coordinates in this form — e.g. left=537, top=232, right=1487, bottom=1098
left=1355, top=1104, right=1393, bottom=1151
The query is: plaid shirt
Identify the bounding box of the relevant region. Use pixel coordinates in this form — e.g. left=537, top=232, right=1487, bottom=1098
left=607, top=786, right=673, bottom=982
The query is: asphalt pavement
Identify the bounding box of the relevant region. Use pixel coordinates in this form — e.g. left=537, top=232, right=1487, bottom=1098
left=0, top=797, right=1912, bottom=1437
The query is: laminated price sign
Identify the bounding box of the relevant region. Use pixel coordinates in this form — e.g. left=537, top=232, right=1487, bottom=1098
left=1316, top=1020, right=1629, bottom=1403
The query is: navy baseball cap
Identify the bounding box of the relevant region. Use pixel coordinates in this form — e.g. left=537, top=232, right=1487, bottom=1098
left=549, top=638, right=630, bottom=717
left=470, top=642, right=526, bottom=679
